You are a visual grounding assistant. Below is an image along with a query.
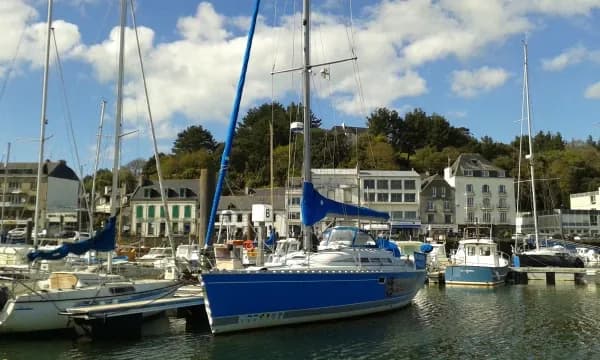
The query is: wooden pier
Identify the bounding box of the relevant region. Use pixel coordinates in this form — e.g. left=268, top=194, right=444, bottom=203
left=60, top=287, right=206, bottom=338
left=508, top=267, right=599, bottom=285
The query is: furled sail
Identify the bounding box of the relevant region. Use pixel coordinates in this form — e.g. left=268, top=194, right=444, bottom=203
left=301, top=182, right=390, bottom=226
left=27, top=216, right=116, bottom=262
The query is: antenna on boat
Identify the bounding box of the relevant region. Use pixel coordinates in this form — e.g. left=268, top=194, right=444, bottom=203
left=33, top=0, right=53, bottom=249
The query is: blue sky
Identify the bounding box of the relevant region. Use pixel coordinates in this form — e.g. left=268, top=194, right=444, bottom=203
left=1, top=0, right=600, bottom=177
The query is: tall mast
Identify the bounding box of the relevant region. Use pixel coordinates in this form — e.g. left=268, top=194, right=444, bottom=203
left=90, top=99, right=107, bottom=233
left=301, top=0, right=312, bottom=252
left=33, top=0, right=53, bottom=248
left=523, top=41, right=540, bottom=251
left=108, top=0, right=127, bottom=273
left=1, top=142, right=11, bottom=238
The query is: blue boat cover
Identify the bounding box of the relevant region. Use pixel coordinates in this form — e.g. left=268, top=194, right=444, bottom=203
left=301, top=182, right=390, bottom=226
left=420, top=243, right=434, bottom=253
left=27, top=216, right=116, bottom=262
left=375, top=238, right=401, bottom=257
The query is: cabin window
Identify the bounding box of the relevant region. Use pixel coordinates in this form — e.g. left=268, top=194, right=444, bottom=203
left=479, top=246, right=491, bottom=256
left=172, top=205, right=180, bottom=218
left=109, top=286, right=135, bottom=294
left=467, top=246, right=476, bottom=256
left=355, top=232, right=375, bottom=247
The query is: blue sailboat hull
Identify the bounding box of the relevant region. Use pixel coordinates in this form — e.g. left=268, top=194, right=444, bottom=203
left=201, top=269, right=426, bottom=334
left=445, top=265, right=508, bottom=286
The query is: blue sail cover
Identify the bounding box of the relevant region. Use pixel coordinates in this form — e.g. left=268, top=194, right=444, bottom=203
left=27, top=216, right=116, bottom=262
left=301, top=182, right=390, bottom=226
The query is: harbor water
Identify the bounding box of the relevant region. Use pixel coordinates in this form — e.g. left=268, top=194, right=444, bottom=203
left=1, top=284, right=599, bottom=359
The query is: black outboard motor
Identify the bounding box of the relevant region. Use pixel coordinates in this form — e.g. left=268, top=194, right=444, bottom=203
left=0, top=286, right=9, bottom=311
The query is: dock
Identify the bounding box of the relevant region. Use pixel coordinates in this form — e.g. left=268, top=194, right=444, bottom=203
left=60, top=286, right=207, bottom=338
left=508, top=267, right=600, bottom=285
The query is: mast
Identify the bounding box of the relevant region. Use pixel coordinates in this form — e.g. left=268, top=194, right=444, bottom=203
left=1, top=142, right=10, bottom=238
left=108, top=0, right=127, bottom=273
left=33, top=0, right=53, bottom=248
left=203, top=0, right=261, bottom=248
left=301, top=0, right=312, bottom=252
left=523, top=41, right=540, bottom=251
left=90, top=99, right=106, bottom=234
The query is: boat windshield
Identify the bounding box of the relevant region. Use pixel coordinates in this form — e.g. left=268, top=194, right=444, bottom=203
left=321, top=228, right=376, bottom=248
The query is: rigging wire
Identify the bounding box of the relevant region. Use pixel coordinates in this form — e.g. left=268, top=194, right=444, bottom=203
left=0, top=16, right=29, bottom=106
left=51, top=28, right=92, bottom=226
left=129, top=0, right=176, bottom=257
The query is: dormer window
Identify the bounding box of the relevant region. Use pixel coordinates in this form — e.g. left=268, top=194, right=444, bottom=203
left=179, top=188, right=186, bottom=197
left=463, top=170, right=473, bottom=176
left=143, top=188, right=151, bottom=197
left=482, top=170, right=489, bottom=177
left=498, top=170, right=505, bottom=177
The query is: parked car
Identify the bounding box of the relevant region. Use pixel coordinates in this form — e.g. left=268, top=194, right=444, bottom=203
left=7, top=227, right=27, bottom=240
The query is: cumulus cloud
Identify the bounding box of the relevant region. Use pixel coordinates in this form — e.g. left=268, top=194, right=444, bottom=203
left=542, top=45, right=600, bottom=71
left=542, top=45, right=589, bottom=71
left=451, top=67, right=510, bottom=98
left=8, top=0, right=600, bottom=141
left=584, top=81, right=600, bottom=99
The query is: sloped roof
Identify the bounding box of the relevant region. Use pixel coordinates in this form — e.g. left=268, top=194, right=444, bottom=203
left=449, top=153, right=505, bottom=176
left=130, top=179, right=200, bottom=200
left=217, top=187, right=286, bottom=212
left=3, top=160, right=78, bottom=181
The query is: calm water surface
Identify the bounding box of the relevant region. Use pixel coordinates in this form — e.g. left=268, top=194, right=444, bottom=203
left=1, top=284, right=599, bottom=360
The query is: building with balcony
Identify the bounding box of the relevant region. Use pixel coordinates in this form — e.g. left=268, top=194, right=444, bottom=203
left=444, top=153, right=515, bottom=235
left=287, top=169, right=422, bottom=239
left=130, top=179, right=200, bottom=238
left=0, top=160, right=79, bottom=235
left=420, top=174, right=457, bottom=240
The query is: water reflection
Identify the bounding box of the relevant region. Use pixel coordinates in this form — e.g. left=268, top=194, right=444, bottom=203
left=1, top=285, right=599, bottom=360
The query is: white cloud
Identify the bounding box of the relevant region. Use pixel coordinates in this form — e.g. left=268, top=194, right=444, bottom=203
left=38, top=0, right=600, bottom=140
left=542, top=45, right=589, bottom=71
left=584, top=81, right=600, bottom=99
left=451, top=66, right=510, bottom=98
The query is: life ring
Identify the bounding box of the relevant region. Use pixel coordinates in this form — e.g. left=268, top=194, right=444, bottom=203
left=243, top=240, right=254, bottom=250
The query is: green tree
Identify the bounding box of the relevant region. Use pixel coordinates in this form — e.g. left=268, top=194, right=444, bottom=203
left=172, top=125, right=217, bottom=154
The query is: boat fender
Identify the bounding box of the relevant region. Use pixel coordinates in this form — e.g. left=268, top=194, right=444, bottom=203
left=243, top=240, right=254, bottom=250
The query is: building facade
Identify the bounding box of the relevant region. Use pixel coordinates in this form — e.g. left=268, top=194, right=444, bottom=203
left=444, top=153, right=515, bottom=235
left=420, top=174, right=457, bottom=240
left=0, top=160, right=79, bottom=235
left=517, top=209, right=600, bottom=240
left=287, top=169, right=422, bottom=239
left=130, top=179, right=200, bottom=238
left=570, top=188, right=600, bottom=210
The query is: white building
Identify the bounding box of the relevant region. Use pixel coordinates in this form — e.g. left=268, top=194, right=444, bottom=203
left=288, top=169, right=422, bottom=239
left=570, top=188, right=600, bottom=210
left=444, top=153, right=515, bottom=232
